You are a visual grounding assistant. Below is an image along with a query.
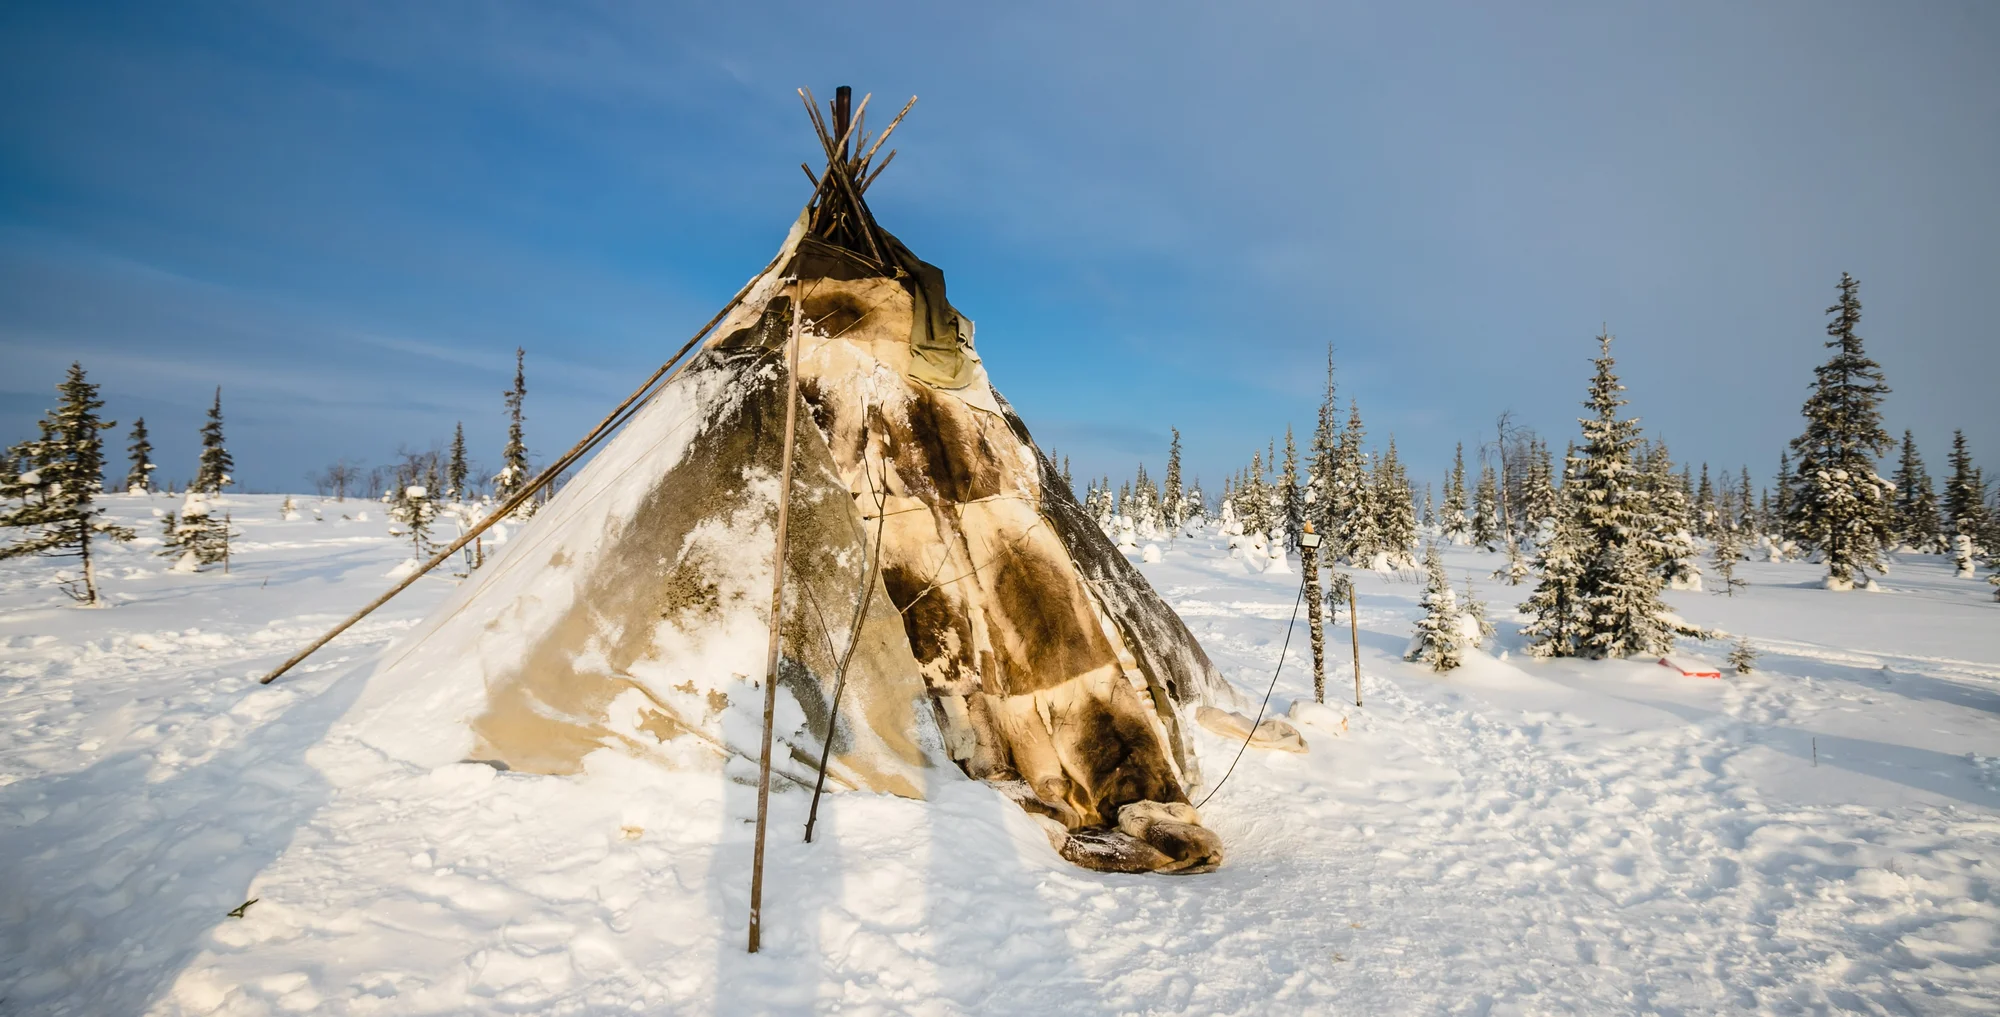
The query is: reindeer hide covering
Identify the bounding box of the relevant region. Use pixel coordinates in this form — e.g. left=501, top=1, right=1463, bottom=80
left=343, top=219, right=1232, bottom=873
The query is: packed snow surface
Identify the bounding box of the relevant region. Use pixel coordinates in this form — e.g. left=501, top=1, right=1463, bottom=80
left=3, top=494, right=1998, bottom=1015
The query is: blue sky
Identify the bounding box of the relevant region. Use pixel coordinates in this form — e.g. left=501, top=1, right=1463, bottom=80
left=2, top=1, right=1995, bottom=496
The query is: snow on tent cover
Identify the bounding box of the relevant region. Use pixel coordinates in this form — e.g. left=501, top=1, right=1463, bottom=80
left=331, top=88, right=1234, bottom=875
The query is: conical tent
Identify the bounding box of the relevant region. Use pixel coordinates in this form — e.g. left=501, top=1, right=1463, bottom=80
left=343, top=90, right=1232, bottom=873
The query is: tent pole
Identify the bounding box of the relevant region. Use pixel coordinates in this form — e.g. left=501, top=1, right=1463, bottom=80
left=256, top=249, right=784, bottom=686
left=749, top=278, right=804, bottom=954
left=803, top=474, right=886, bottom=844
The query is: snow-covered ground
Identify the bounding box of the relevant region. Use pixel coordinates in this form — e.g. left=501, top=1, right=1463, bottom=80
left=3, top=494, right=1997, bottom=1015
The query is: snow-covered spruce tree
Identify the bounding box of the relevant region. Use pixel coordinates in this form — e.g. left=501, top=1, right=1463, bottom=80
left=1582, top=542, right=1675, bottom=659
left=1328, top=402, right=1375, bottom=560
left=1775, top=451, right=1795, bottom=542
left=1163, top=428, right=1184, bottom=530
left=1944, top=430, right=1988, bottom=547
left=1060, top=456, right=1073, bottom=492
left=1130, top=464, right=1163, bottom=538
left=1087, top=480, right=1117, bottom=534
left=1421, top=487, right=1435, bottom=532
left=1736, top=466, right=1757, bottom=536
left=389, top=480, right=441, bottom=560
left=448, top=421, right=470, bottom=501
left=1951, top=532, right=1978, bottom=579
left=1522, top=438, right=1559, bottom=542
left=1695, top=464, right=1717, bottom=539
left=1404, top=545, right=1466, bottom=673
left=1305, top=348, right=1339, bottom=537
left=1441, top=443, right=1470, bottom=545
left=1494, top=536, right=1530, bottom=586
left=1528, top=331, right=1673, bottom=659
left=1710, top=524, right=1746, bottom=597
left=1183, top=478, right=1206, bottom=528
left=1461, top=576, right=1494, bottom=648
left=1784, top=273, right=1895, bottom=590
left=1641, top=441, right=1701, bottom=590
left=124, top=417, right=155, bottom=494
left=495, top=346, right=533, bottom=514
left=0, top=364, right=136, bottom=604
left=1471, top=462, right=1500, bottom=550
left=193, top=387, right=233, bottom=495
left=158, top=492, right=230, bottom=569
left=1239, top=450, right=1272, bottom=540
left=1280, top=425, right=1303, bottom=546
left=1889, top=431, right=1942, bottom=552
left=1373, top=437, right=1418, bottom=568
left=1519, top=491, right=1588, bottom=657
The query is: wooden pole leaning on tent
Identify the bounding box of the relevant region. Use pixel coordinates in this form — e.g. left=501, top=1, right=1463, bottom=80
left=256, top=250, right=784, bottom=686
left=748, top=278, right=805, bottom=954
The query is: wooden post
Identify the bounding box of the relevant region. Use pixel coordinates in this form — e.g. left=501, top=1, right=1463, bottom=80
left=749, top=279, right=804, bottom=954
left=1349, top=581, right=1363, bottom=708
left=1301, top=523, right=1324, bottom=704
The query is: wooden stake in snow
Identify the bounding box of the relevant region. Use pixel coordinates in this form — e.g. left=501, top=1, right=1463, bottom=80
left=749, top=279, right=805, bottom=955
left=1349, top=581, right=1363, bottom=708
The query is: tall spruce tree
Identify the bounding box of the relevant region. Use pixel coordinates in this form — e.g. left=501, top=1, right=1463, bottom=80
left=1280, top=425, right=1303, bottom=546
left=1520, top=495, right=1588, bottom=658
left=0, top=364, right=135, bottom=604
left=1775, top=452, right=1795, bottom=541
left=124, top=417, right=155, bottom=494
left=1711, top=524, right=1746, bottom=597
left=1535, top=331, right=1672, bottom=658
left=1240, top=450, right=1272, bottom=538
left=1163, top=428, right=1185, bottom=530
left=1374, top=437, right=1417, bottom=567
left=496, top=347, right=532, bottom=512
left=1519, top=438, right=1558, bottom=541
left=1441, top=443, right=1470, bottom=544
left=1784, top=273, right=1895, bottom=589
left=1736, top=466, right=1756, bottom=534
left=1306, top=348, right=1339, bottom=537
left=193, top=387, right=233, bottom=494
left=1695, top=464, right=1717, bottom=538
left=448, top=422, right=470, bottom=501
left=1944, top=430, right=1988, bottom=543
left=1471, top=462, right=1500, bottom=550
left=1328, top=402, right=1375, bottom=560
left=1890, top=431, right=1943, bottom=552
left=1641, top=441, right=1700, bottom=588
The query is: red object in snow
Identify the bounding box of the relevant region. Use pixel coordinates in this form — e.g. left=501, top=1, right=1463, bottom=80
left=1658, top=656, right=1722, bottom=679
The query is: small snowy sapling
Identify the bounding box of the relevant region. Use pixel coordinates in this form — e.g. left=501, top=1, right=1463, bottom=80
left=1728, top=637, right=1757, bottom=675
